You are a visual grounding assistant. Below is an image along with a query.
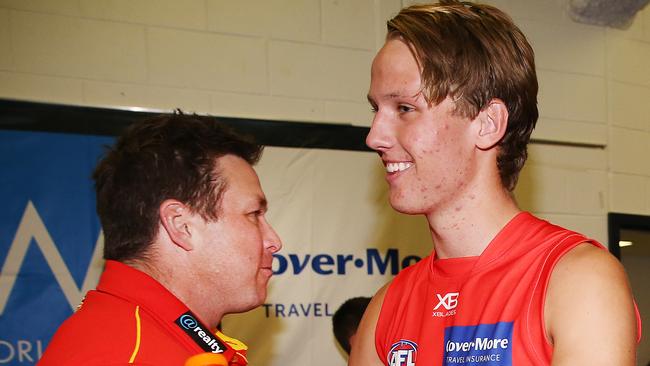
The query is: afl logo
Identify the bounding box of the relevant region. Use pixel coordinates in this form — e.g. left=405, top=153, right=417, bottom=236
left=388, top=339, right=417, bottom=366
left=179, top=314, right=198, bottom=330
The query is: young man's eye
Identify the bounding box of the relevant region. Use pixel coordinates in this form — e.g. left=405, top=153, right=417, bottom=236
left=398, top=105, right=414, bottom=113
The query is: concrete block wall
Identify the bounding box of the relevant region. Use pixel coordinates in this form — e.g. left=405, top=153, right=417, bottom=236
left=0, top=0, right=648, bottom=243
left=493, top=0, right=650, bottom=243
left=0, top=0, right=397, bottom=123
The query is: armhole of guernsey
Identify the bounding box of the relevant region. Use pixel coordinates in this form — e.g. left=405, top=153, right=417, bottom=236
left=374, top=258, right=427, bottom=365
left=128, top=305, right=142, bottom=364
left=527, top=235, right=598, bottom=362
left=375, top=280, right=396, bottom=365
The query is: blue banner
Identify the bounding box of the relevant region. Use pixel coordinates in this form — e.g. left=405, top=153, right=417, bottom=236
left=0, top=130, right=112, bottom=365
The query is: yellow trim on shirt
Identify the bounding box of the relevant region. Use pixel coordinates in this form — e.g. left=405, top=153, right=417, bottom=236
left=215, top=330, right=248, bottom=351
left=128, top=305, right=142, bottom=363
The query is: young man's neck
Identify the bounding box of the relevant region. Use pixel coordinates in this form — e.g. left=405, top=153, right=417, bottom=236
left=426, top=185, right=520, bottom=259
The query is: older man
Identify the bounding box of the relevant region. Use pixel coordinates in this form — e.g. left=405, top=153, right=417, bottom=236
left=40, top=113, right=282, bottom=365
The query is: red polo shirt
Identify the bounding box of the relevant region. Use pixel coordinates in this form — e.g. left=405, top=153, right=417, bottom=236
left=39, top=260, right=246, bottom=365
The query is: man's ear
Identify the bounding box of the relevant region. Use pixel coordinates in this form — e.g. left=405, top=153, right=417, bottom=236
left=476, top=99, right=509, bottom=150
left=159, top=199, right=194, bottom=251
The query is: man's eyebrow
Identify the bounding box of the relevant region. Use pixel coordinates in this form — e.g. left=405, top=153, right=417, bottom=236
left=367, top=92, right=417, bottom=103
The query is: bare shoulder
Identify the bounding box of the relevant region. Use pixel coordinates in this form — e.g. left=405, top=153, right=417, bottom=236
left=349, top=282, right=391, bottom=366
left=545, top=243, right=638, bottom=365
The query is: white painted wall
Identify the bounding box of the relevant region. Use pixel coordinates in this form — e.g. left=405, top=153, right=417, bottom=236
left=0, top=0, right=648, bottom=234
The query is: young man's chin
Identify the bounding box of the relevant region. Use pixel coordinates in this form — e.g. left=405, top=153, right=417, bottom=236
left=389, top=198, right=427, bottom=216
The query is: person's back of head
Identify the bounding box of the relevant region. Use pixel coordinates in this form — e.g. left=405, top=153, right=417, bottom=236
left=386, top=0, right=538, bottom=191
left=332, top=297, right=371, bottom=355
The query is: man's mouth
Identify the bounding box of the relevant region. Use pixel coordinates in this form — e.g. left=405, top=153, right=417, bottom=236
left=385, top=161, right=413, bottom=173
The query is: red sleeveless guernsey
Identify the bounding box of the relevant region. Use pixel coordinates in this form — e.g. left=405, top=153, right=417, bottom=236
left=375, top=212, right=637, bottom=366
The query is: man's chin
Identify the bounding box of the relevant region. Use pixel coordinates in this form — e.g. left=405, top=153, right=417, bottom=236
left=389, top=198, right=425, bottom=215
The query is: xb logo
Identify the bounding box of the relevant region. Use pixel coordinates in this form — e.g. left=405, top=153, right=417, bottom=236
left=434, top=292, right=459, bottom=311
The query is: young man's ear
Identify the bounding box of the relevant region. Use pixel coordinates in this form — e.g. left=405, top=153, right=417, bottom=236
left=159, top=199, right=194, bottom=251
left=476, top=99, right=509, bottom=150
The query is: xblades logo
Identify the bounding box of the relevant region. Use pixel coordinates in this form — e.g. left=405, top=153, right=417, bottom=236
left=432, top=292, right=458, bottom=317
left=434, top=292, right=459, bottom=310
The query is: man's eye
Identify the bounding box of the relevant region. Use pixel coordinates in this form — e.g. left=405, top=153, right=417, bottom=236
left=398, top=105, right=414, bottom=113
left=249, top=209, right=266, bottom=218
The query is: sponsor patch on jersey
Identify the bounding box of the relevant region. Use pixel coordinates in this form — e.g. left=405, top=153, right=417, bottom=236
left=175, top=311, right=227, bottom=354
left=442, top=321, right=513, bottom=365
left=433, top=292, right=459, bottom=317
left=387, top=339, right=418, bottom=366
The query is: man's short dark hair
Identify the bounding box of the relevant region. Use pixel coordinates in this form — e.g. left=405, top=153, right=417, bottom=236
left=93, top=113, right=262, bottom=262
left=332, top=297, right=371, bottom=354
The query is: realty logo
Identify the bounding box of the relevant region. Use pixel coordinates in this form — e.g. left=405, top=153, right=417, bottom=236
left=179, top=314, right=198, bottom=329
left=434, top=292, right=459, bottom=311
left=175, top=312, right=227, bottom=354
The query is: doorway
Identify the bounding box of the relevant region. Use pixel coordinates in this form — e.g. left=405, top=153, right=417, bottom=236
left=609, top=213, right=650, bottom=365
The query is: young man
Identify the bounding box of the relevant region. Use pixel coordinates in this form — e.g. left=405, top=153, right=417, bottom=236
left=39, top=114, right=282, bottom=365
left=351, top=1, right=641, bottom=365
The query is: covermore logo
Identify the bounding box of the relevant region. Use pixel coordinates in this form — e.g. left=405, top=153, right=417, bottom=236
left=272, top=249, right=421, bottom=276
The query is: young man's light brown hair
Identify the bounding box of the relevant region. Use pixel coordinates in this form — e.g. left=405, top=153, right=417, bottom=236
left=387, top=0, right=538, bottom=191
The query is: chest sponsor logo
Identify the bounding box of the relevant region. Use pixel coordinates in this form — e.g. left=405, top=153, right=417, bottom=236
left=175, top=312, right=227, bottom=354
left=433, top=292, right=458, bottom=317
left=387, top=339, right=417, bottom=366
left=443, top=322, right=513, bottom=365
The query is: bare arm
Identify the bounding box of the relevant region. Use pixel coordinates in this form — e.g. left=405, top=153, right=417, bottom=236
left=546, top=243, right=638, bottom=365
left=349, top=282, right=390, bottom=366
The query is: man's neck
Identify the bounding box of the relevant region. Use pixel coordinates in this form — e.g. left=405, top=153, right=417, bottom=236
left=426, top=185, right=520, bottom=259
left=130, top=256, right=223, bottom=331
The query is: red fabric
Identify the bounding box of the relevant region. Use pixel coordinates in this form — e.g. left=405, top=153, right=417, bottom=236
left=375, top=212, right=606, bottom=366
left=39, top=261, right=241, bottom=366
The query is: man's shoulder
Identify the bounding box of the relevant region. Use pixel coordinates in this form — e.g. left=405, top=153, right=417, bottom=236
left=39, top=291, right=140, bottom=362
left=40, top=290, right=192, bottom=365
left=71, top=289, right=140, bottom=325
left=544, top=243, right=640, bottom=362
left=505, top=212, right=603, bottom=256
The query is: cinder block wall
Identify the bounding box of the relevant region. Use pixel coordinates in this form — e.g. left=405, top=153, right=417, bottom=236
left=1, top=0, right=649, bottom=243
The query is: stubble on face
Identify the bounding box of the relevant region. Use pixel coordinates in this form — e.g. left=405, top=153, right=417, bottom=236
left=194, top=155, right=279, bottom=314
